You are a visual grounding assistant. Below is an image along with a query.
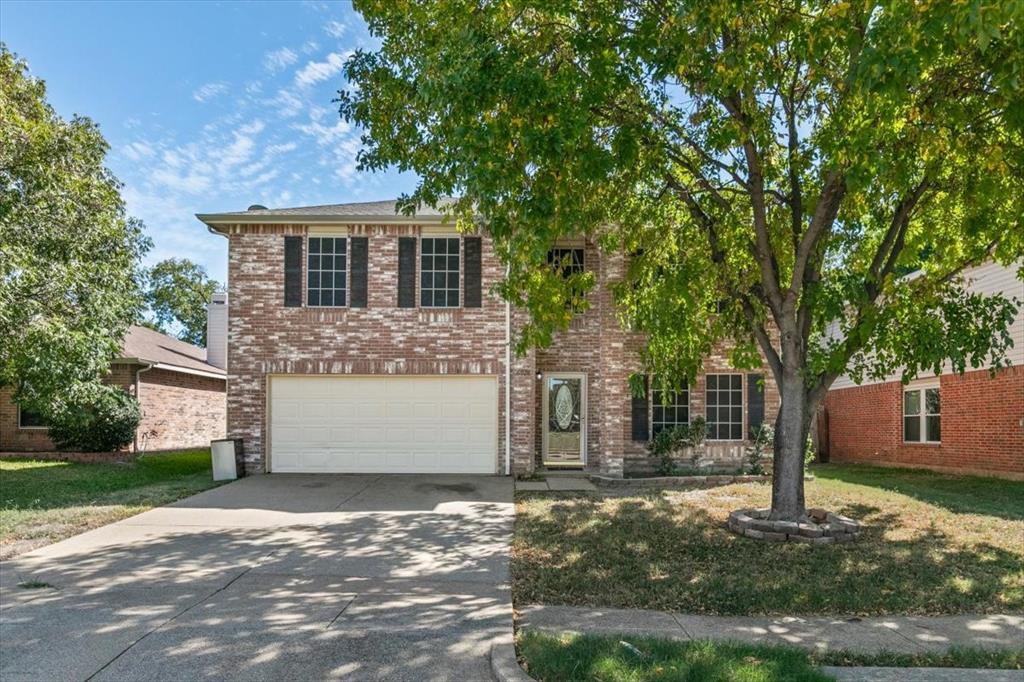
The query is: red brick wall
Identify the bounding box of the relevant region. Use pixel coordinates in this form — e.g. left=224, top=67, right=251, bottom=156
left=136, top=368, right=226, bottom=452
left=825, top=366, right=1024, bottom=479
left=0, top=364, right=134, bottom=452
left=225, top=223, right=521, bottom=474
left=0, top=386, right=54, bottom=451
left=224, top=224, right=781, bottom=476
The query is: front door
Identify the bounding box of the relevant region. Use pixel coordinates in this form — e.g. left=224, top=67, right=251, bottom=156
left=542, top=373, right=586, bottom=466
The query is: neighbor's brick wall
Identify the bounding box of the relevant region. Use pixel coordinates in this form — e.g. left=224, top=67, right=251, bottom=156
left=225, top=223, right=518, bottom=474
left=825, top=365, right=1024, bottom=479
left=0, top=386, right=54, bottom=451
left=136, top=367, right=226, bottom=452
left=0, top=363, right=136, bottom=452
left=0, top=363, right=225, bottom=454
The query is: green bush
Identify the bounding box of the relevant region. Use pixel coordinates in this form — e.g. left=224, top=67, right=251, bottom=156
left=648, top=416, right=708, bottom=476
left=46, top=383, right=141, bottom=452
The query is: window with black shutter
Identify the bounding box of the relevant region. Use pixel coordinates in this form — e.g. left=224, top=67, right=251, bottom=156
left=284, top=236, right=303, bottom=307
left=350, top=237, right=368, bottom=307
left=397, top=237, right=417, bottom=307
left=630, top=375, right=649, bottom=442
left=464, top=237, right=482, bottom=308
left=747, top=373, right=765, bottom=439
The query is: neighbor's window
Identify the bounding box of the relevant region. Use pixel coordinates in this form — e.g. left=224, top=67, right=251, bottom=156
left=904, top=386, right=940, bottom=443
left=705, top=374, right=743, bottom=440
left=652, top=380, right=689, bottom=435
left=18, top=407, right=46, bottom=429
left=421, top=237, right=460, bottom=307
left=307, top=236, right=347, bottom=307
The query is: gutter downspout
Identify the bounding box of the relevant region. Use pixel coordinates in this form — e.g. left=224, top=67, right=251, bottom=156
left=133, top=362, right=154, bottom=453
left=505, top=262, right=512, bottom=477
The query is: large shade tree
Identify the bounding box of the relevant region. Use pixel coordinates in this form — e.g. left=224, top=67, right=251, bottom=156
left=143, top=258, right=221, bottom=347
left=340, top=1, right=1023, bottom=520
left=0, top=45, right=150, bottom=410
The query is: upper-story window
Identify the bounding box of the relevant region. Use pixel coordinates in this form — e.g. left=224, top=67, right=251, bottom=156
left=548, top=247, right=585, bottom=309
left=904, top=386, right=940, bottom=443
left=706, top=373, right=743, bottom=440
left=421, top=237, right=460, bottom=307
left=652, top=380, right=689, bottom=435
left=307, top=236, right=347, bottom=307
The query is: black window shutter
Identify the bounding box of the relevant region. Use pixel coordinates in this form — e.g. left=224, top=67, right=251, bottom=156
left=350, top=237, right=368, bottom=307
left=284, top=236, right=302, bottom=307
left=464, top=237, right=482, bottom=308
left=397, top=236, right=416, bottom=308
left=747, top=373, right=765, bottom=438
left=631, top=375, right=650, bottom=442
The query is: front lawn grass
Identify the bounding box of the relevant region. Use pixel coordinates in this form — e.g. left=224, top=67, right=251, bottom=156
left=0, top=449, right=222, bottom=559
left=517, top=631, right=1024, bottom=681
left=512, top=464, right=1024, bottom=616
left=518, top=631, right=830, bottom=681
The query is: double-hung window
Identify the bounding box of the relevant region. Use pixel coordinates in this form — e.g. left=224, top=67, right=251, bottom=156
left=904, top=386, right=941, bottom=443
left=420, top=237, right=460, bottom=307
left=307, top=236, right=347, bottom=307
left=652, top=381, right=689, bottom=435
left=706, top=374, right=743, bottom=440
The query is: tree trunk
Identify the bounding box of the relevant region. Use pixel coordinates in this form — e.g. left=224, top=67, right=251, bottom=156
left=770, top=371, right=812, bottom=521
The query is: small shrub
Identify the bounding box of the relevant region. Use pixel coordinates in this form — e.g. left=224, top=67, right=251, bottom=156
left=648, top=417, right=708, bottom=476
left=804, top=434, right=817, bottom=466
left=46, top=382, right=141, bottom=452
left=745, top=424, right=774, bottom=474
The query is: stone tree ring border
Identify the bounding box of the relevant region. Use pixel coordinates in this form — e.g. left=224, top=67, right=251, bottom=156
left=728, top=508, right=862, bottom=544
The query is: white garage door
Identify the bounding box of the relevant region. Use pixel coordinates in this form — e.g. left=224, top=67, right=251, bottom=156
left=269, top=375, right=498, bottom=474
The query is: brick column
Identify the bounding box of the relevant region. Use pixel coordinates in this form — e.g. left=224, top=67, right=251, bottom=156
left=597, top=250, right=628, bottom=477
left=509, top=308, right=537, bottom=475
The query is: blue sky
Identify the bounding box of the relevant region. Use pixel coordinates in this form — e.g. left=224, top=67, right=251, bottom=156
left=1, top=0, right=417, bottom=284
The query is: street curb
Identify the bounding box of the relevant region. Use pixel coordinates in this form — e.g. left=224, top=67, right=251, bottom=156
left=490, top=636, right=533, bottom=681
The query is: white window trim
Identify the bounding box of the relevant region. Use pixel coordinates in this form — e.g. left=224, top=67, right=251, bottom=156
left=17, top=406, right=47, bottom=430
left=903, top=383, right=941, bottom=444
left=306, top=234, right=349, bottom=309
left=705, top=373, right=745, bottom=441
left=418, top=234, right=462, bottom=309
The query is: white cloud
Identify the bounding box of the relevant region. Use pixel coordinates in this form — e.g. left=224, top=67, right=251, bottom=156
left=293, top=116, right=352, bottom=146
left=192, top=81, right=228, bottom=103
left=301, top=40, right=320, bottom=54
left=263, top=47, right=298, bottom=73
left=238, top=119, right=266, bottom=136
left=324, top=20, right=346, bottom=37
left=294, top=51, right=350, bottom=88
left=122, top=141, right=155, bottom=161
left=271, top=89, right=304, bottom=118
left=151, top=168, right=212, bottom=194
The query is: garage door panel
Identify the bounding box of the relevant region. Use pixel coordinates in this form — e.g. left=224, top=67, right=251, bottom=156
left=270, top=375, right=497, bottom=474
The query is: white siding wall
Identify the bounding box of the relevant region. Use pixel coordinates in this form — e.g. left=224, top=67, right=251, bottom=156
left=829, top=260, right=1024, bottom=390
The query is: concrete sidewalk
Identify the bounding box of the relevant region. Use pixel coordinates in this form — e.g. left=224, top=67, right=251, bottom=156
left=518, top=604, right=1024, bottom=654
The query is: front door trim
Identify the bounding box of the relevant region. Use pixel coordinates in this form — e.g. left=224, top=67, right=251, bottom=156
left=541, top=371, right=587, bottom=467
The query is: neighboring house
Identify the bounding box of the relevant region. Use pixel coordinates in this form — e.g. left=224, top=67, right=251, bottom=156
left=823, top=260, right=1024, bottom=480
left=196, top=199, right=780, bottom=477
left=0, top=323, right=227, bottom=453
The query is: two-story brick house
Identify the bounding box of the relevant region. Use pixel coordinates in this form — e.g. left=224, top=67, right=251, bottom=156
left=198, top=199, right=779, bottom=477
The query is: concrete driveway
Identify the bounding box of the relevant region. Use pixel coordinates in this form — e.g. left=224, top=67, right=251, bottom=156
left=0, top=474, right=513, bottom=681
